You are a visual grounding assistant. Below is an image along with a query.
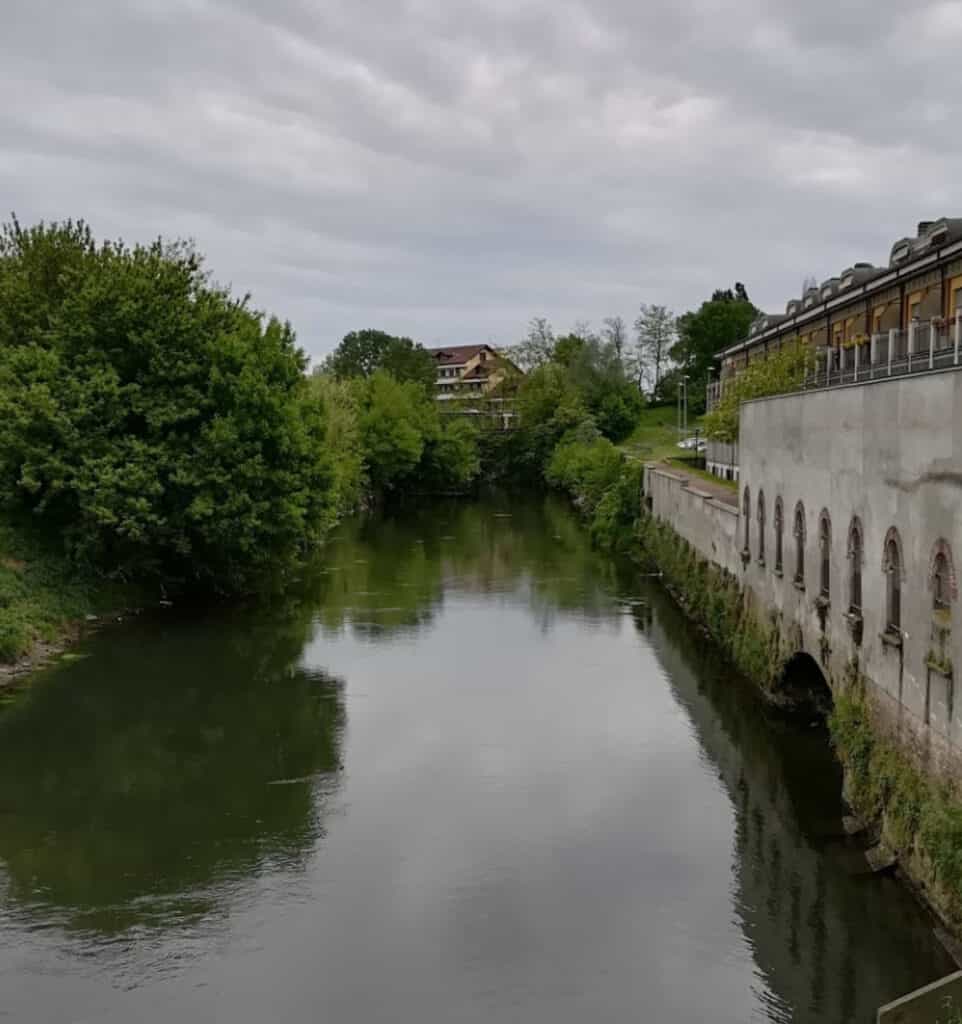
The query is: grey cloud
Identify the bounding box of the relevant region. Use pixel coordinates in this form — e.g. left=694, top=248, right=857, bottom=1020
left=3, top=0, right=962, bottom=360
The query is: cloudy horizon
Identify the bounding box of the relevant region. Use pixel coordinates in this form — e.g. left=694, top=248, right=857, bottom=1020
left=4, top=0, right=962, bottom=364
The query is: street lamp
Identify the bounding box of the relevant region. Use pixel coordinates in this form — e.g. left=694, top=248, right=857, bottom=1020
left=683, top=374, right=690, bottom=439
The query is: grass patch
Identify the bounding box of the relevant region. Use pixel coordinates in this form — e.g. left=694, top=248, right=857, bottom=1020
left=0, top=520, right=140, bottom=664
left=662, top=457, right=738, bottom=494
left=620, top=406, right=704, bottom=464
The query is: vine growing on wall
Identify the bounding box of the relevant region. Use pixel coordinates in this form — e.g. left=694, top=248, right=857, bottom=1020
left=704, top=342, right=814, bottom=444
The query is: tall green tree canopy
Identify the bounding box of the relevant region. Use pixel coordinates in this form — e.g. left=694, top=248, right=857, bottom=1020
left=672, top=283, right=758, bottom=411
left=0, top=217, right=333, bottom=591
left=324, top=329, right=436, bottom=390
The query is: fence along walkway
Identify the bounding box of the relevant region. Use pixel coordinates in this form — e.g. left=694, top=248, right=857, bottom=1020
left=804, top=314, right=962, bottom=390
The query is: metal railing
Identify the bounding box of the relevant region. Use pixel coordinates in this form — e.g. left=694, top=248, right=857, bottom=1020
left=803, top=314, right=962, bottom=390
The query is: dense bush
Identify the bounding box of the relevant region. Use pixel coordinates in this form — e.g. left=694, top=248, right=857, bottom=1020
left=545, top=431, right=624, bottom=513
left=703, top=341, right=813, bottom=443
left=0, top=219, right=334, bottom=592
left=353, top=370, right=481, bottom=495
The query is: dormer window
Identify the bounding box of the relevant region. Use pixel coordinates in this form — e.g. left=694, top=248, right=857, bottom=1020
left=931, top=230, right=947, bottom=247
left=892, top=244, right=910, bottom=262
left=821, top=286, right=833, bottom=300
left=841, top=275, right=854, bottom=289
left=787, top=302, right=798, bottom=315
left=804, top=297, right=814, bottom=308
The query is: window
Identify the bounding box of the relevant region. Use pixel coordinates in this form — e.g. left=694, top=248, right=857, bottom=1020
left=742, top=487, right=751, bottom=554
left=934, top=552, right=951, bottom=611
left=848, top=518, right=863, bottom=614
left=907, top=290, right=923, bottom=324
left=793, top=502, right=806, bottom=585
left=883, top=528, right=903, bottom=634
left=819, top=511, right=831, bottom=600
left=774, top=498, right=784, bottom=574
left=757, top=491, right=766, bottom=564
left=929, top=540, right=955, bottom=672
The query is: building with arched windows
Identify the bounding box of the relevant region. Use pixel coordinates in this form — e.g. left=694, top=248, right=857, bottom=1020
left=646, top=358, right=962, bottom=771
left=706, top=217, right=962, bottom=481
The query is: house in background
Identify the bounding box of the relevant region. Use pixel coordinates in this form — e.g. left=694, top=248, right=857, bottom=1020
left=427, top=344, right=518, bottom=400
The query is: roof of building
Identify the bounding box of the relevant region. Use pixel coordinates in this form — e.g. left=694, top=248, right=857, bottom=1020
left=715, top=215, right=962, bottom=363
left=427, top=344, right=496, bottom=367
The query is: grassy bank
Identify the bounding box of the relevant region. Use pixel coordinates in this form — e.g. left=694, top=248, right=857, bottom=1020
left=0, top=521, right=143, bottom=668
left=619, top=406, right=700, bottom=463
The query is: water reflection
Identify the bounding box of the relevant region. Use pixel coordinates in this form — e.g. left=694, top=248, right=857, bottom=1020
left=0, top=609, right=344, bottom=933
left=0, top=494, right=953, bottom=1024
left=306, top=496, right=623, bottom=641
left=638, top=590, right=956, bottom=1023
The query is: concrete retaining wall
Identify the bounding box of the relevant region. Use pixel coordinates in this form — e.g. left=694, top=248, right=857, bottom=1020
left=644, top=467, right=740, bottom=576
left=739, top=368, right=962, bottom=769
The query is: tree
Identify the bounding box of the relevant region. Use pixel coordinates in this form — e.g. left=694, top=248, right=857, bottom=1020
left=510, top=317, right=555, bottom=371
left=703, top=342, right=813, bottom=443
left=672, top=284, right=758, bottom=413
left=0, top=217, right=332, bottom=592
left=324, top=329, right=435, bottom=390
left=601, top=316, right=628, bottom=362
left=356, top=372, right=437, bottom=492
left=633, top=304, right=676, bottom=393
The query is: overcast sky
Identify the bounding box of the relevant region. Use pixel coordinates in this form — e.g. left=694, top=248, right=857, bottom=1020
left=4, top=0, right=962, bottom=364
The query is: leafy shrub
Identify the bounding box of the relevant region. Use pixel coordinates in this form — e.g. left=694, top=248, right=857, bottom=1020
left=0, top=218, right=332, bottom=592
left=545, top=433, right=623, bottom=513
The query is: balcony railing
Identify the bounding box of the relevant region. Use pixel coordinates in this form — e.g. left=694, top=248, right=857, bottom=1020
left=803, top=314, right=962, bottom=390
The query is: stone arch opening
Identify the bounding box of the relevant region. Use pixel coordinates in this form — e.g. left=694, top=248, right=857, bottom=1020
left=777, top=651, right=834, bottom=719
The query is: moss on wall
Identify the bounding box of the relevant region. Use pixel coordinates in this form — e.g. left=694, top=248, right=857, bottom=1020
left=634, top=509, right=787, bottom=689
left=830, top=668, right=962, bottom=928
left=635, top=501, right=962, bottom=933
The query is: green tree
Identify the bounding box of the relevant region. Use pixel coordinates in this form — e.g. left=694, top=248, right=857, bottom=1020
left=703, top=341, right=813, bottom=443
left=0, top=218, right=332, bottom=592
left=310, top=374, right=364, bottom=516
left=324, top=329, right=436, bottom=390
left=633, top=304, right=676, bottom=392
left=673, top=284, right=758, bottom=413
left=421, top=418, right=481, bottom=490
left=356, top=371, right=436, bottom=492
left=509, top=316, right=556, bottom=371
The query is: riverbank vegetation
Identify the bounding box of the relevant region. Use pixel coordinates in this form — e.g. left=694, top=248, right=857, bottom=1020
left=703, top=340, right=813, bottom=443
left=0, top=219, right=483, bottom=663
left=0, top=215, right=758, bottom=664
left=830, top=676, right=962, bottom=926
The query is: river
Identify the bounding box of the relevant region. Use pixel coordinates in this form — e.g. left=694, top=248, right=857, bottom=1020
left=0, top=495, right=954, bottom=1022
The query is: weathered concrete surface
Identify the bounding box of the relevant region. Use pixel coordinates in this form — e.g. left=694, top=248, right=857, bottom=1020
left=706, top=439, right=739, bottom=481
left=740, top=367, right=962, bottom=771
left=644, top=466, right=741, bottom=576
left=878, top=969, right=962, bottom=1023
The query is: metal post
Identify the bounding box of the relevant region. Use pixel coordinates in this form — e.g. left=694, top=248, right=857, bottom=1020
left=955, top=311, right=960, bottom=366
left=854, top=339, right=860, bottom=382
left=930, top=321, right=935, bottom=370
left=870, top=333, right=878, bottom=374
left=840, top=344, right=846, bottom=374
left=908, top=319, right=916, bottom=372
left=888, top=328, right=895, bottom=376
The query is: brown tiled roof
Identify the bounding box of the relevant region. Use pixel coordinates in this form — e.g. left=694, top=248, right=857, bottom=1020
left=427, top=344, right=493, bottom=367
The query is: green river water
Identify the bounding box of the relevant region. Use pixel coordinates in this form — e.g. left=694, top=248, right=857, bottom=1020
left=0, top=495, right=954, bottom=1022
